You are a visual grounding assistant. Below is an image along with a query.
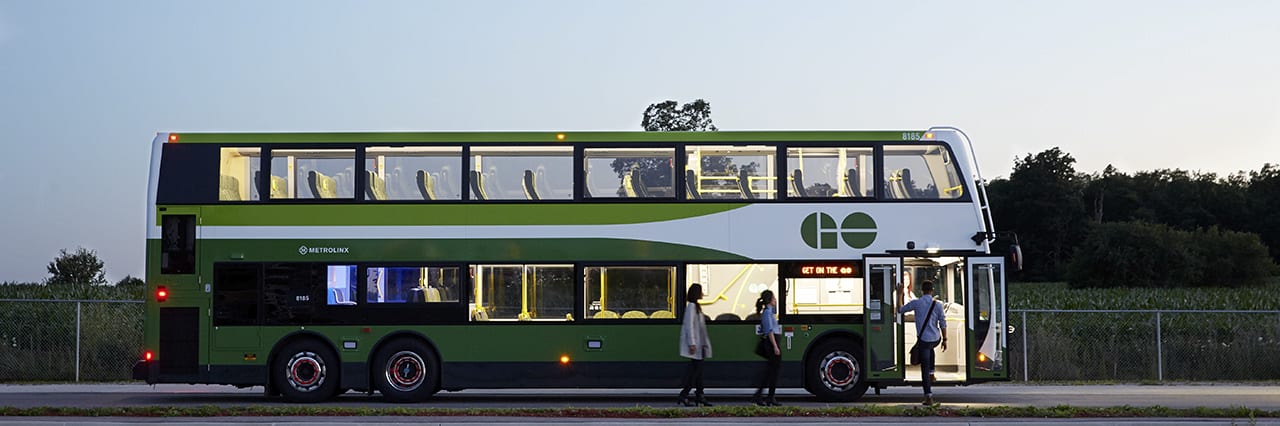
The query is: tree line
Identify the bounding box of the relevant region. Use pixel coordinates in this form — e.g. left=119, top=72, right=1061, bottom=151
left=986, top=147, right=1279, bottom=287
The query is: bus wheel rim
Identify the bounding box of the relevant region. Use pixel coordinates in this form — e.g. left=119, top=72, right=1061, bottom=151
left=820, top=350, right=858, bottom=391
left=286, top=351, right=325, bottom=392
left=385, top=351, right=426, bottom=392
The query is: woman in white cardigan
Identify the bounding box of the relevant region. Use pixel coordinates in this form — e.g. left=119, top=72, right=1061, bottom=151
left=677, top=283, right=713, bottom=406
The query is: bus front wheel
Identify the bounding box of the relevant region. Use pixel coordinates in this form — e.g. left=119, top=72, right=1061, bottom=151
left=373, top=338, right=440, bottom=402
left=273, top=339, right=341, bottom=403
left=806, top=338, right=869, bottom=402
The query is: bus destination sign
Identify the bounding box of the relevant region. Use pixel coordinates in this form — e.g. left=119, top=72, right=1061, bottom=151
left=782, top=261, right=862, bottom=278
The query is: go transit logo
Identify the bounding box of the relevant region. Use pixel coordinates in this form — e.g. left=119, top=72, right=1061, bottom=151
left=800, top=212, right=877, bottom=249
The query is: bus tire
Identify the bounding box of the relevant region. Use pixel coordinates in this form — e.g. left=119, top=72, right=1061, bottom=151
left=806, top=338, right=869, bottom=402
left=373, top=338, right=439, bottom=403
left=273, top=339, right=341, bottom=403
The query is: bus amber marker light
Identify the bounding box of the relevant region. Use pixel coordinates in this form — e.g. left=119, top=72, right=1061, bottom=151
left=168, top=134, right=179, bottom=142
left=559, top=355, right=570, bottom=365
left=555, top=133, right=566, bottom=141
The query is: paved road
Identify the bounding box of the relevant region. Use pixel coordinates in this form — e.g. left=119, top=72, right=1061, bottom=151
left=0, top=383, right=1276, bottom=410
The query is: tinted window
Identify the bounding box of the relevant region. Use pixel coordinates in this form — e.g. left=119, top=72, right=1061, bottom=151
left=160, top=215, right=196, bottom=275
left=213, top=264, right=260, bottom=326
left=263, top=263, right=326, bottom=325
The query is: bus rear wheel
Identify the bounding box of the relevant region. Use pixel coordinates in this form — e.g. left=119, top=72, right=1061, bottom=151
left=806, top=338, right=869, bottom=402
left=373, top=338, right=439, bottom=402
left=273, top=339, right=340, bottom=403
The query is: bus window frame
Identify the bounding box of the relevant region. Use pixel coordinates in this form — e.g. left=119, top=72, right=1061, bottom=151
left=578, top=261, right=682, bottom=323
left=259, top=144, right=364, bottom=203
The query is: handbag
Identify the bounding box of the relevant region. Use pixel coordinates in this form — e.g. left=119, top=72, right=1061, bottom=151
left=909, top=300, right=938, bottom=366
left=754, top=336, right=771, bottom=358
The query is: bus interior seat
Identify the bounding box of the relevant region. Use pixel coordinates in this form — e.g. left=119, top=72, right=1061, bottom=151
left=738, top=169, right=755, bottom=199
left=308, top=171, right=338, bottom=199
left=685, top=169, right=702, bottom=199
left=535, top=166, right=553, bottom=199
left=270, top=175, right=287, bottom=198
left=631, top=165, right=651, bottom=197
left=791, top=169, right=808, bottom=197
left=887, top=169, right=903, bottom=199
left=622, top=169, right=638, bottom=197
left=472, top=306, right=490, bottom=321
left=517, top=312, right=532, bottom=321
left=651, top=310, right=675, bottom=319
left=417, top=170, right=437, bottom=200
left=593, top=310, right=619, bottom=319
left=899, top=168, right=913, bottom=198
left=622, top=310, right=648, bottom=319
left=715, top=313, right=741, bottom=321
left=255, top=171, right=289, bottom=199
left=438, top=167, right=454, bottom=199
left=366, top=171, right=387, bottom=201
left=332, top=172, right=349, bottom=198
left=846, top=168, right=860, bottom=197
left=522, top=169, right=540, bottom=200
left=330, top=288, right=356, bottom=306
left=424, top=286, right=441, bottom=302
left=890, top=168, right=912, bottom=199
left=390, top=167, right=409, bottom=199
left=470, top=170, right=488, bottom=200
left=219, top=174, right=242, bottom=201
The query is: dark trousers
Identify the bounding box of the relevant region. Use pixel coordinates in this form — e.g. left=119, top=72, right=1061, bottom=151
left=753, top=350, right=781, bottom=399
left=919, top=339, right=940, bottom=395
left=678, top=357, right=705, bottom=398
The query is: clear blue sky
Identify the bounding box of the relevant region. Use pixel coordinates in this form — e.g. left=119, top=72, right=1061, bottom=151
left=1, top=1, right=1278, bottom=283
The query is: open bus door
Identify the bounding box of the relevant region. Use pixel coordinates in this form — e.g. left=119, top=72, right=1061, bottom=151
left=966, top=257, right=1008, bottom=380
left=863, top=256, right=903, bottom=381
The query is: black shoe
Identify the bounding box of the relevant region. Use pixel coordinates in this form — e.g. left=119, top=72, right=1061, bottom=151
left=752, top=397, right=768, bottom=406
left=694, top=396, right=713, bottom=407
left=766, top=398, right=782, bottom=406
left=677, top=396, right=695, bottom=407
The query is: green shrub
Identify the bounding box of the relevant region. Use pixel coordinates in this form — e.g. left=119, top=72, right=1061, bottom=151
left=1066, top=222, right=1274, bottom=288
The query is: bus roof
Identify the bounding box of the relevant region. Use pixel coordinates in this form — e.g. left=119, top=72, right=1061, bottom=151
left=164, top=130, right=930, bottom=144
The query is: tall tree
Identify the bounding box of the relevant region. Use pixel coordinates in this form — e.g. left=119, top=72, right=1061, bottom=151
left=613, top=100, right=720, bottom=194
left=986, top=147, right=1087, bottom=280
left=640, top=99, right=718, bottom=132
left=46, top=247, right=108, bottom=289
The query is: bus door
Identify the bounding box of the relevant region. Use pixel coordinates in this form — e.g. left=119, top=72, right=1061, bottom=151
left=966, top=257, right=1008, bottom=380
left=863, top=256, right=903, bottom=381
left=155, top=206, right=203, bottom=378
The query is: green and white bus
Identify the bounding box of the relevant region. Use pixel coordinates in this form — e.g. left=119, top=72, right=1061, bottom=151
left=134, top=128, right=1014, bottom=403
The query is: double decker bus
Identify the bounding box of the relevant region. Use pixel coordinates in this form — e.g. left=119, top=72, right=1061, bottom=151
left=134, top=128, right=1014, bottom=403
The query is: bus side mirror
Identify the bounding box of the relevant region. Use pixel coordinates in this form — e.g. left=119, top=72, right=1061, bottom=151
left=1008, top=243, right=1023, bottom=272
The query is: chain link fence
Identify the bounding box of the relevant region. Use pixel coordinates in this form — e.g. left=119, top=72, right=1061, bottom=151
left=1007, top=309, right=1280, bottom=381
left=2, top=301, right=1278, bottom=382
left=0, top=299, right=143, bottom=382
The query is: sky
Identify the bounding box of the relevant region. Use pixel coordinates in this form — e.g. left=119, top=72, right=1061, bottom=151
left=1, top=1, right=1278, bottom=283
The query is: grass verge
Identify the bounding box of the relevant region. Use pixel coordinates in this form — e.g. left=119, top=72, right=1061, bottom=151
left=0, top=405, right=1275, bottom=418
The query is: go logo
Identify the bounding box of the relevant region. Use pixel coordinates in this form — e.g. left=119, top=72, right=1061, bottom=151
left=801, top=212, right=877, bottom=249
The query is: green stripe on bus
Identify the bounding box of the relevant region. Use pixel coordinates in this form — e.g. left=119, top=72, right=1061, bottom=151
left=173, top=130, right=924, bottom=144
left=199, top=238, right=750, bottom=262
left=192, top=203, right=747, bottom=226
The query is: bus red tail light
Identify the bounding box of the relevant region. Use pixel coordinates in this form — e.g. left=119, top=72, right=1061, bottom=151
left=144, top=351, right=154, bottom=361
left=156, top=287, right=168, bottom=302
